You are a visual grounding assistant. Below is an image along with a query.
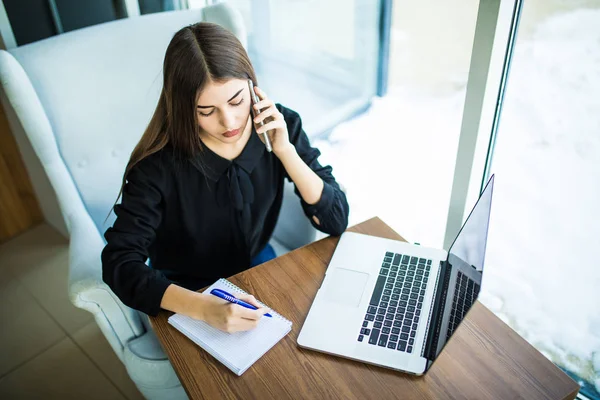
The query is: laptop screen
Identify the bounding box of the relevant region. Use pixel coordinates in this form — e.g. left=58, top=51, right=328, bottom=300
left=427, top=175, right=495, bottom=363
left=448, top=174, right=495, bottom=272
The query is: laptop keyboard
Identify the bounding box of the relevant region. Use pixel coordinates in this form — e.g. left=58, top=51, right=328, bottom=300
left=446, top=271, right=480, bottom=339
left=358, top=252, right=432, bottom=354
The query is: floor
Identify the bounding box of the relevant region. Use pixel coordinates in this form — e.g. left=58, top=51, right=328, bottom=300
left=0, top=223, right=144, bottom=400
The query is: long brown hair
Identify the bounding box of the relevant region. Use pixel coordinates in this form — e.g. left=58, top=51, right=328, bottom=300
left=110, top=22, right=257, bottom=215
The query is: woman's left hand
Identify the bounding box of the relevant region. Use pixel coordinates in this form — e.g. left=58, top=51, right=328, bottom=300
left=252, top=86, right=293, bottom=156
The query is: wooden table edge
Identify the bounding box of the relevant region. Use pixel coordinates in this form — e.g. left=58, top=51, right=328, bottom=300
left=150, top=216, right=580, bottom=399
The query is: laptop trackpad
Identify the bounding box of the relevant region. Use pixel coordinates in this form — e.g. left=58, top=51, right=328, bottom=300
left=323, top=268, right=369, bottom=308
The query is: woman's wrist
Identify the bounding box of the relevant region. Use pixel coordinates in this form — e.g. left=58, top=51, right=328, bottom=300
left=188, top=292, right=209, bottom=321
left=161, top=284, right=206, bottom=320
left=274, top=143, right=296, bottom=160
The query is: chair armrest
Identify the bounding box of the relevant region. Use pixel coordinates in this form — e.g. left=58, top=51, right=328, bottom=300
left=67, top=209, right=144, bottom=362
left=0, top=51, right=145, bottom=359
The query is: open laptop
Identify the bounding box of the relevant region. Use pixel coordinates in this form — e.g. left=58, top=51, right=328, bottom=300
left=297, top=175, right=495, bottom=375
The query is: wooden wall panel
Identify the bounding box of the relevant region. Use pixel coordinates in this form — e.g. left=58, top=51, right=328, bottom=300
left=0, top=103, right=43, bottom=243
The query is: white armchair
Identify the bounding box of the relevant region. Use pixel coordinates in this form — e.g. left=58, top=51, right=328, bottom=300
left=0, top=4, right=315, bottom=399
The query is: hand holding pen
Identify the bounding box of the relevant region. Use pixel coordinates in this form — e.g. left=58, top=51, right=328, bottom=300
left=211, top=289, right=272, bottom=317
left=196, top=289, right=271, bottom=333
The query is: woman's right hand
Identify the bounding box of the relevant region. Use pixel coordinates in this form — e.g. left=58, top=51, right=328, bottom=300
left=195, top=292, right=270, bottom=333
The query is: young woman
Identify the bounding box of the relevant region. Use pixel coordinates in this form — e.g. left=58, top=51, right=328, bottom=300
left=102, top=22, right=349, bottom=333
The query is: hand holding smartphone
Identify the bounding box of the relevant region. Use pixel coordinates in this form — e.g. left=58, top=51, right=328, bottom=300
left=248, top=79, right=273, bottom=152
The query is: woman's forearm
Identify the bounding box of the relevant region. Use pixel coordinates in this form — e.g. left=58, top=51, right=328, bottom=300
left=160, top=283, right=207, bottom=319
left=277, top=145, right=324, bottom=206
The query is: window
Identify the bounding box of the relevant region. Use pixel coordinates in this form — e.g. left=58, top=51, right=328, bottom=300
left=483, top=1, right=600, bottom=396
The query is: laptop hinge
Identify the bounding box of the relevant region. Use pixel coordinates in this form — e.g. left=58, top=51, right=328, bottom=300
left=423, top=260, right=452, bottom=361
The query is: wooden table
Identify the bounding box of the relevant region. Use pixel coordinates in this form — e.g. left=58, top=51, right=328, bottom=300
left=151, top=217, right=579, bottom=399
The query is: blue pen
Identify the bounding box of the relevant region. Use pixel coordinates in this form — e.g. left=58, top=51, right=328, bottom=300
left=210, top=289, right=273, bottom=317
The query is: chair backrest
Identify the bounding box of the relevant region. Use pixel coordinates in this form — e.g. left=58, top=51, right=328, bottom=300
left=5, top=4, right=246, bottom=233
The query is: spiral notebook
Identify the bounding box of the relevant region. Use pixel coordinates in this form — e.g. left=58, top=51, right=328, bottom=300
left=168, top=278, right=292, bottom=376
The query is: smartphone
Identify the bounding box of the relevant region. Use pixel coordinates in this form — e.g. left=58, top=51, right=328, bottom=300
left=248, top=79, right=273, bottom=152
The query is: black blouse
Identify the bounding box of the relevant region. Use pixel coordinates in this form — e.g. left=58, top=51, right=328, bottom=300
left=101, top=104, right=349, bottom=316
